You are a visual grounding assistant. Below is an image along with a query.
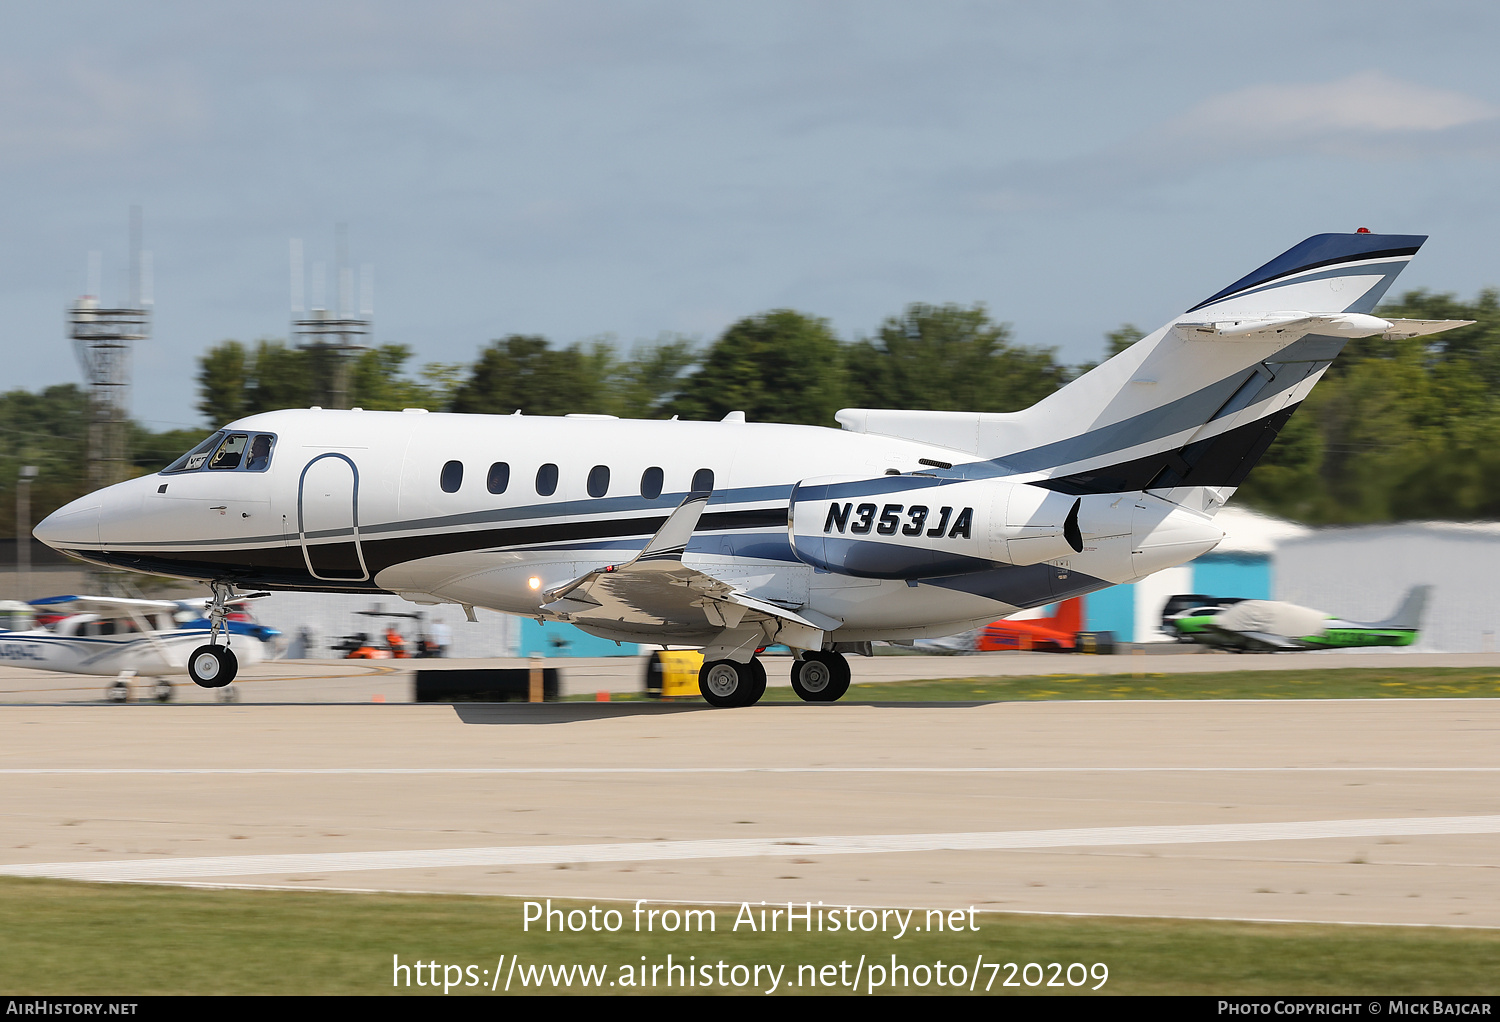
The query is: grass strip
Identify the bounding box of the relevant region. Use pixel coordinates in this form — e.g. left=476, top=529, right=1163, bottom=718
left=569, top=667, right=1500, bottom=704
left=2, top=878, right=1497, bottom=995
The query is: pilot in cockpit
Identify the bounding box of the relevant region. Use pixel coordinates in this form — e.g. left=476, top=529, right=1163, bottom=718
left=245, top=434, right=273, bottom=472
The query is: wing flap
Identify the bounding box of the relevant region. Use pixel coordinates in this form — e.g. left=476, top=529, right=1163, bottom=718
left=539, top=492, right=833, bottom=652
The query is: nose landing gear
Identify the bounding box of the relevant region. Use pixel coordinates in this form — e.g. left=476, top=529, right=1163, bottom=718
left=188, top=581, right=239, bottom=689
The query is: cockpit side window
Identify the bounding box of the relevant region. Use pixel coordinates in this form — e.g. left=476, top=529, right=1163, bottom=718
left=208, top=434, right=250, bottom=470
left=162, top=432, right=225, bottom=474
left=244, top=434, right=276, bottom=472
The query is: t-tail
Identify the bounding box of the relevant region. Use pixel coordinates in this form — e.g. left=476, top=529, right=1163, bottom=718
left=838, top=232, right=1472, bottom=515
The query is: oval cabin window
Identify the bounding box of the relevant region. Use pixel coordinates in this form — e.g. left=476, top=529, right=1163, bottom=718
left=587, top=465, right=610, bottom=498
left=487, top=462, right=510, bottom=494
left=441, top=461, right=463, bottom=493
left=640, top=466, right=664, bottom=500
left=536, top=463, right=559, bottom=496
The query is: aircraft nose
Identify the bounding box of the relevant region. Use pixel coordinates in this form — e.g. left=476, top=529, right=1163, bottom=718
left=34, top=498, right=101, bottom=552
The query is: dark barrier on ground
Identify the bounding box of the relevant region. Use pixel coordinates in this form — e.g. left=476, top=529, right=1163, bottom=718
left=414, top=668, right=560, bottom=702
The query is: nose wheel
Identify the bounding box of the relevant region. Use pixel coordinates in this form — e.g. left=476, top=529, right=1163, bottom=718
left=190, top=580, right=241, bottom=689
left=188, top=644, right=238, bottom=688
left=790, top=651, right=851, bottom=703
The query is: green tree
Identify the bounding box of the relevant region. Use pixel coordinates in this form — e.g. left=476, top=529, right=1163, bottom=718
left=449, top=335, right=612, bottom=416
left=1239, top=289, right=1500, bottom=524
left=197, top=340, right=449, bottom=422
left=0, top=384, right=89, bottom=539
left=1105, top=323, right=1145, bottom=358
left=595, top=336, right=698, bottom=419
left=847, top=303, right=1067, bottom=413
left=196, top=340, right=250, bottom=423
left=670, top=311, right=847, bottom=425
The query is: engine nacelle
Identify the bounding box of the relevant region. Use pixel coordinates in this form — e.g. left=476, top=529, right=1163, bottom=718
left=788, top=475, right=1086, bottom=579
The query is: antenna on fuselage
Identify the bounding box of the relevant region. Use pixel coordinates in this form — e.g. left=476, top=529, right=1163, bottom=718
left=291, top=223, right=371, bottom=410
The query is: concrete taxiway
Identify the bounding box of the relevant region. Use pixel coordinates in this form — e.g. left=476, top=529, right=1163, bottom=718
left=2, top=692, right=1497, bottom=927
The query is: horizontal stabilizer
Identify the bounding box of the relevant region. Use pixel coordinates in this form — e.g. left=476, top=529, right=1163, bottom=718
left=1379, top=319, right=1476, bottom=340
left=1173, top=314, right=1474, bottom=343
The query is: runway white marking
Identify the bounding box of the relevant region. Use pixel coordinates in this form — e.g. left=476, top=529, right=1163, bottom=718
left=5, top=815, right=1499, bottom=882
left=3, top=766, right=1498, bottom=775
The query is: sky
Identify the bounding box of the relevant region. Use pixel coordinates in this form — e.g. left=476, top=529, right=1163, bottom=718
left=6, top=0, right=1500, bottom=431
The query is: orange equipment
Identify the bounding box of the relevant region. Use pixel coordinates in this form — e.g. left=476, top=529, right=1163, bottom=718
left=975, top=598, right=1113, bottom=653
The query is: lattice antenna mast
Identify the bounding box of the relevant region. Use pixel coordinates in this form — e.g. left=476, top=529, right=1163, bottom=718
left=291, top=223, right=370, bottom=409
left=70, top=206, right=149, bottom=492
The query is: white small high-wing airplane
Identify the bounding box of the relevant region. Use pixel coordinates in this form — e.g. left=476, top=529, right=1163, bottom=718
left=0, top=595, right=278, bottom=701
left=34, top=231, right=1469, bottom=705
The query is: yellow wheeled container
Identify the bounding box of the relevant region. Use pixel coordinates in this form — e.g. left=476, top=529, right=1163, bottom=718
left=644, top=649, right=704, bottom=698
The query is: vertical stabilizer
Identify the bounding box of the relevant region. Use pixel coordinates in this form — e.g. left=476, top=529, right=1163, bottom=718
left=837, top=232, right=1461, bottom=514
left=1371, top=585, right=1430, bottom=631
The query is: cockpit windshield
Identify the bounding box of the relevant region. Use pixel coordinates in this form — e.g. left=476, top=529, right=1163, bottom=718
left=208, top=434, right=248, bottom=470
left=161, top=431, right=276, bottom=475
left=162, top=433, right=224, bottom=474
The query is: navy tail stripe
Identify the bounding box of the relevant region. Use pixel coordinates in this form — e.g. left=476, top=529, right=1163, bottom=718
left=1186, top=233, right=1425, bottom=313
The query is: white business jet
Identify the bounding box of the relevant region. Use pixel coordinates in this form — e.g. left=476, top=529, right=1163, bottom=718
left=0, top=595, right=277, bottom=701
left=34, top=231, right=1470, bottom=706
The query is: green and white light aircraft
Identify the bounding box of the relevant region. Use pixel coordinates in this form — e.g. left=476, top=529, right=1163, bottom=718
left=1163, top=586, right=1429, bottom=652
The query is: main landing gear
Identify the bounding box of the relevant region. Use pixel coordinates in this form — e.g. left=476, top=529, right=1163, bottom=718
left=698, top=657, right=767, bottom=708
left=789, top=651, right=851, bottom=703
left=696, top=650, right=853, bottom=707
left=105, top=672, right=174, bottom=703
left=188, top=581, right=239, bottom=689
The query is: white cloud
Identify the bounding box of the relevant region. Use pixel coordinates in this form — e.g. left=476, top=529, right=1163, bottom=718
left=1162, top=72, right=1498, bottom=143
left=977, top=72, right=1500, bottom=211
left=0, top=57, right=204, bottom=165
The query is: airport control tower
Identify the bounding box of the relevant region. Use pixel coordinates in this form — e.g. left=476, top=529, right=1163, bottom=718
left=69, top=208, right=149, bottom=493
left=291, top=226, right=371, bottom=410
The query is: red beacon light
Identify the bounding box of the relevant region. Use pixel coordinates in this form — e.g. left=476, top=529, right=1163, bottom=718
left=1356, top=227, right=1371, bottom=234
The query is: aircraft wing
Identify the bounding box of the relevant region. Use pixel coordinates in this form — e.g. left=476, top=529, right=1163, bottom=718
left=540, top=492, right=837, bottom=658
left=30, top=595, right=187, bottom=614
left=1201, top=624, right=1300, bottom=652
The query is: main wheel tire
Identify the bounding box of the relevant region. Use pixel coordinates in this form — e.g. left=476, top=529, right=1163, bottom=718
left=153, top=679, right=174, bottom=703
left=797, top=651, right=851, bottom=702
left=107, top=679, right=130, bottom=703
left=698, top=659, right=762, bottom=708
left=745, top=657, right=767, bottom=704
left=790, top=655, right=837, bottom=702
left=188, top=645, right=238, bottom=688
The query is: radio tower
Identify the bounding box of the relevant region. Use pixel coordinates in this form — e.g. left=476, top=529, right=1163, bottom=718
left=291, top=224, right=370, bottom=409
left=70, top=207, right=149, bottom=493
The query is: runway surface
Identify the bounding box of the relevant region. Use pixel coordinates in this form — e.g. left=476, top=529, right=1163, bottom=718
left=6, top=649, right=1500, bottom=704
left=3, top=696, right=1498, bottom=927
